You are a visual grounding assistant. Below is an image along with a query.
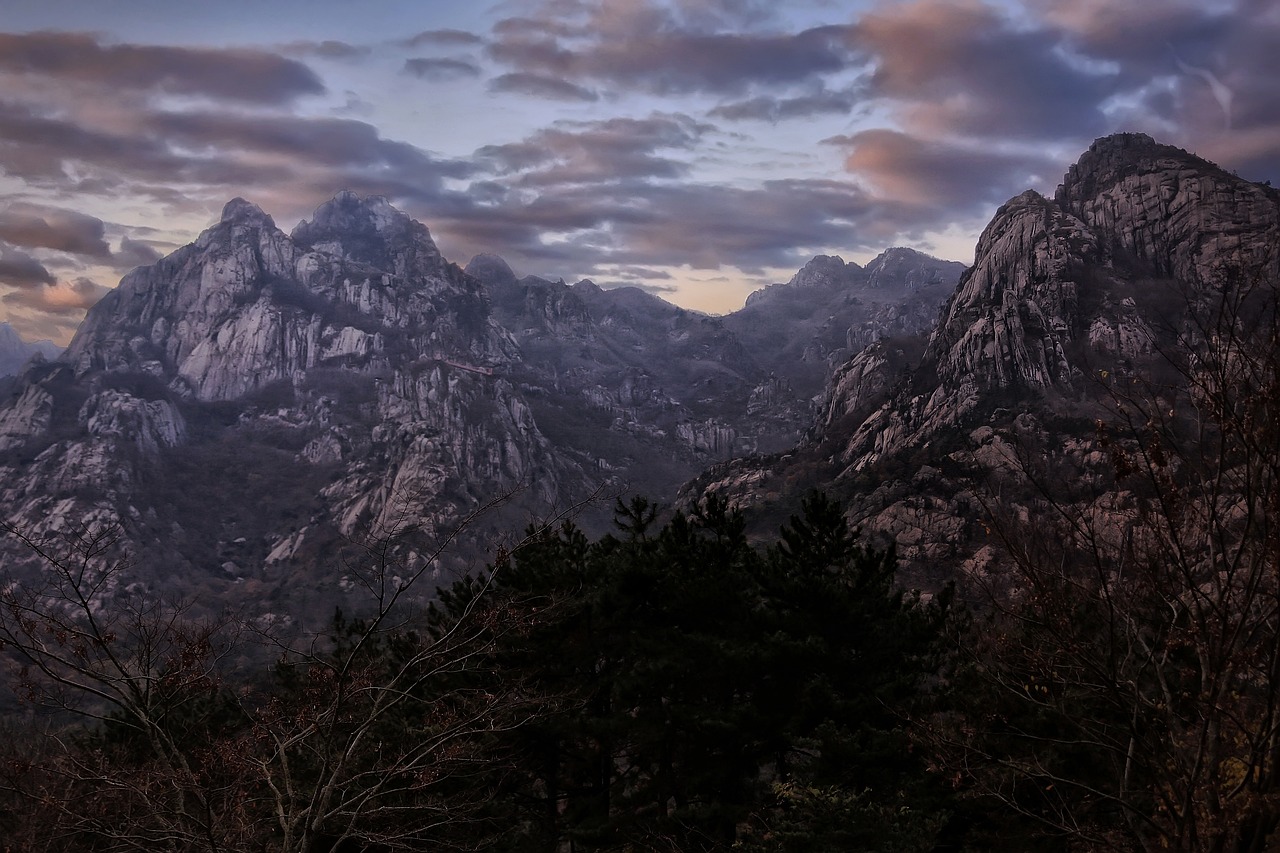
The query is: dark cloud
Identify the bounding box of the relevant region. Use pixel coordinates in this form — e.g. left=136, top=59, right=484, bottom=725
left=0, top=245, right=56, bottom=288
left=605, top=266, right=676, bottom=281
left=488, top=72, right=598, bottom=102
left=0, top=204, right=111, bottom=258
left=593, top=280, right=679, bottom=295
left=827, top=129, right=1057, bottom=209
left=401, top=29, right=485, bottom=48
left=487, top=2, right=858, bottom=96
left=3, top=276, right=110, bottom=315
left=278, top=40, right=372, bottom=61
left=475, top=115, right=707, bottom=185
left=0, top=99, right=221, bottom=190
left=0, top=94, right=471, bottom=209
left=432, top=174, right=916, bottom=277
left=1032, top=0, right=1233, bottom=76
left=851, top=0, right=1113, bottom=142
left=0, top=31, right=324, bottom=104
left=145, top=111, right=471, bottom=178
left=403, top=57, right=482, bottom=80
left=1021, top=0, right=1280, bottom=182
left=710, top=85, right=863, bottom=122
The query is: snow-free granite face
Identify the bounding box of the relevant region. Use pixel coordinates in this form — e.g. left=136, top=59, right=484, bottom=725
left=689, top=134, right=1280, bottom=584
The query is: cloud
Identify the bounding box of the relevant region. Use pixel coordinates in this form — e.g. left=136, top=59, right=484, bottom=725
left=403, top=57, right=482, bottom=80
left=3, top=276, right=110, bottom=315
left=0, top=245, right=56, bottom=288
left=1022, top=0, right=1280, bottom=180
left=827, top=128, right=1057, bottom=209
left=278, top=40, right=372, bottom=61
left=710, top=85, right=864, bottom=122
left=1032, top=0, right=1232, bottom=75
left=0, top=31, right=325, bottom=104
left=145, top=111, right=472, bottom=177
left=850, top=0, right=1114, bottom=142
left=487, top=2, right=858, bottom=96
left=0, top=204, right=112, bottom=258
left=488, top=72, right=598, bottom=101
left=475, top=114, right=707, bottom=185
left=400, top=29, right=485, bottom=48
left=434, top=172, right=918, bottom=277
left=0, top=94, right=472, bottom=218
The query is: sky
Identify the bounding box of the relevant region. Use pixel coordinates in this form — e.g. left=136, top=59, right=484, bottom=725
left=1, top=0, right=1277, bottom=344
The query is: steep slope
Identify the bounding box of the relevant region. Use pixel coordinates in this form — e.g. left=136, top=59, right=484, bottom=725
left=691, top=134, right=1280, bottom=583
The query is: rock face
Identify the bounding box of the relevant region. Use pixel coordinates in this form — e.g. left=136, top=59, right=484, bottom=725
left=689, top=134, right=1280, bottom=584
left=0, top=323, right=60, bottom=378
left=1, top=191, right=956, bottom=619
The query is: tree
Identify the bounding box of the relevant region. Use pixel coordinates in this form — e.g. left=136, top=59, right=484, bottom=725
left=431, top=492, right=954, bottom=852
left=0, top=492, right=573, bottom=852
left=944, top=263, right=1280, bottom=851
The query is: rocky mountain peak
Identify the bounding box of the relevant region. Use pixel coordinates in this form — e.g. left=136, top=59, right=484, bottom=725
left=220, top=197, right=274, bottom=227
left=1055, top=133, right=1280, bottom=284
left=465, top=253, right=518, bottom=289
left=865, top=247, right=966, bottom=293
left=0, top=323, right=61, bottom=377
left=790, top=254, right=857, bottom=288
left=291, top=191, right=442, bottom=272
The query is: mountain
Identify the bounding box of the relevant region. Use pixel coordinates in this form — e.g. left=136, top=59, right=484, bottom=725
left=723, top=248, right=966, bottom=397
left=0, top=190, right=962, bottom=619
left=467, top=256, right=806, bottom=495
left=689, top=133, right=1280, bottom=585
left=1, top=193, right=592, bottom=620
left=466, top=245, right=963, bottom=482
left=0, top=323, right=60, bottom=378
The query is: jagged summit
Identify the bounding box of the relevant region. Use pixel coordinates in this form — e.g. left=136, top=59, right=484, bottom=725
left=865, top=247, right=964, bottom=293
left=0, top=322, right=61, bottom=377
left=292, top=191, right=442, bottom=270
left=220, top=197, right=273, bottom=226
left=464, top=253, right=518, bottom=289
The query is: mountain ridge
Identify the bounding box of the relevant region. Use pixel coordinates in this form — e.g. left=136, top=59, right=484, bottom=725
left=688, top=132, right=1280, bottom=583
left=0, top=189, right=961, bottom=619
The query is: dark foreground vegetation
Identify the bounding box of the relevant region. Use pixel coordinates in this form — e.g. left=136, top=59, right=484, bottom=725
left=2, top=270, right=1279, bottom=852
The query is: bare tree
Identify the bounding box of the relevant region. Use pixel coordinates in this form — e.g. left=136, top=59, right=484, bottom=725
left=941, top=263, right=1280, bottom=851
left=1, top=487, right=600, bottom=852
